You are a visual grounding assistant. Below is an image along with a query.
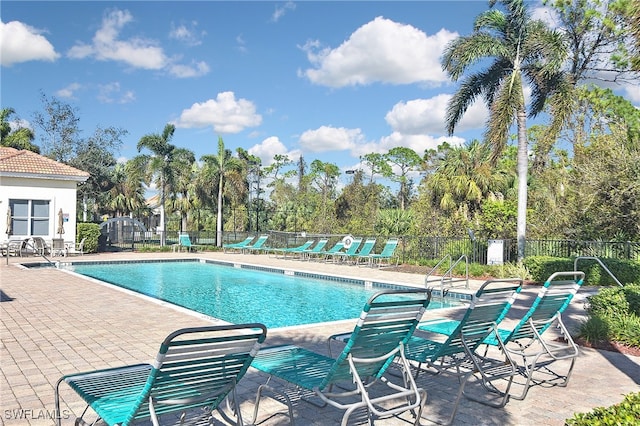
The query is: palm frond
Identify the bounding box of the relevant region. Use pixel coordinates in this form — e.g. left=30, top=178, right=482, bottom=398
left=485, top=72, right=524, bottom=162
left=474, top=9, right=507, bottom=33
left=442, top=32, right=508, bottom=80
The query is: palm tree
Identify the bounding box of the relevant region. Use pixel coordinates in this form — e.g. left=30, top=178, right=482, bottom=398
left=106, top=162, right=147, bottom=216
left=200, top=136, right=243, bottom=247
left=441, top=0, right=566, bottom=261
left=427, top=140, right=509, bottom=216
left=136, top=123, right=185, bottom=246
left=167, top=150, right=196, bottom=232
left=0, top=107, right=39, bottom=152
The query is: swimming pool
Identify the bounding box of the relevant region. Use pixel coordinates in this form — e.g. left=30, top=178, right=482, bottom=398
left=65, top=260, right=462, bottom=328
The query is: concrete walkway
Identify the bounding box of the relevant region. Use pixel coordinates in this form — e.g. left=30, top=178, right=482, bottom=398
left=1, top=251, right=638, bottom=425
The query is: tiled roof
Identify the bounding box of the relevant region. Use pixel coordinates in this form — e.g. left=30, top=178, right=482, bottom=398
left=0, top=147, right=89, bottom=181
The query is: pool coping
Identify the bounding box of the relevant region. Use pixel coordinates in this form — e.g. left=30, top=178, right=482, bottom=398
left=25, top=256, right=474, bottom=301
left=30, top=256, right=470, bottom=332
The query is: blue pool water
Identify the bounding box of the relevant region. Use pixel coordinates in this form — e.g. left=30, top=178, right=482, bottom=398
left=67, top=260, right=459, bottom=328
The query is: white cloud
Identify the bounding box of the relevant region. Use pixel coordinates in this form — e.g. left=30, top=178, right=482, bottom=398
left=169, top=21, right=205, bottom=46
left=67, top=9, right=208, bottom=78
left=623, top=83, right=640, bottom=105
left=0, top=20, right=59, bottom=66
left=236, top=34, right=248, bottom=54
left=8, top=118, right=32, bottom=132
left=173, top=91, right=262, bottom=133
left=97, top=82, right=136, bottom=104
left=385, top=94, right=487, bottom=135
left=168, top=61, right=210, bottom=78
left=68, top=9, right=167, bottom=69
left=531, top=5, right=559, bottom=28
left=56, top=83, right=83, bottom=99
left=299, top=126, right=366, bottom=153
left=300, top=17, right=457, bottom=88
left=272, top=1, right=296, bottom=23
left=248, top=136, right=302, bottom=166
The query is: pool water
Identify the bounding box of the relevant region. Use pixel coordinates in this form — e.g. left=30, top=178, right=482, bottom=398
left=67, top=260, right=459, bottom=328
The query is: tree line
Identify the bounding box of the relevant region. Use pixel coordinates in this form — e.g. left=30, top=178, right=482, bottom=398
left=2, top=0, right=639, bottom=253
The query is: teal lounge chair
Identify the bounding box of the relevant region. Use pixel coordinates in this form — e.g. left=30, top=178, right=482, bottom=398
left=173, top=233, right=199, bottom=252
left=270, top=240, right=315, bottom=258
left=366, top=238, right=400, bottom=268
left=299, top=238, right=328, bottom=260
left=241, top=234, right=269, bottom=254
left=348, top=237, right=377, bottom=265
left=327, top=237, right=362, bottom=263
left=405, top=279, right=522, bottom=425
left=309, top=241, right=344, bottom=262
left=55, top=323, right=267, bottom=426
left=252, top=289, right=431, bottom=425
left=420, top=271, right=585, bottom=400
left=223, top=236, right=255, bottom=253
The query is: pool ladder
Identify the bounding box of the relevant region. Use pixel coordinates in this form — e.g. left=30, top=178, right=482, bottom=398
left=424, top=254, right=469, bottom=296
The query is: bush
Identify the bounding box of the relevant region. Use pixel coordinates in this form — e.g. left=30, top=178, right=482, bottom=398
left=524, top=256, right=640, bottom=285
left=580, top=284, right=640, bottom=348
left=492, top=262, right=532, bottom=280
left=565, top=392, right=640, bottom=425
left=76, top=223, right=101, bottom=253
left=523, top=256, right=573, bottom=282
left=578, top=316, right=609, bottom=345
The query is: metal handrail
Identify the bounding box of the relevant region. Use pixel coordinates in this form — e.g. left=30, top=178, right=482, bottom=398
left=424, top=254, right=469, bottom=294
left=440, top=255, right=469, bottom=291
left=4, top=239, right=58, bottom=267
left=425, top=255, right=451, bottom=287
left=574, top=256, right=623, bottom=287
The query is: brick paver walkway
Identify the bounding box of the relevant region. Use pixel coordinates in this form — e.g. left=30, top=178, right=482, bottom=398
left=1, top=251, right=638, bottom=425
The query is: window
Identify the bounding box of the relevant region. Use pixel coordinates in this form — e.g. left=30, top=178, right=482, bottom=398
left=9, top=199, right=50, bottom=236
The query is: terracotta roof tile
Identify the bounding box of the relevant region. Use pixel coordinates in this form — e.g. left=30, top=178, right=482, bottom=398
left=0, top=147, right=89, bottom=180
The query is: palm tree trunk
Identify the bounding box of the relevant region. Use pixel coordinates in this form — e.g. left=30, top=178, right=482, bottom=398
left=216, top=177, right=223, bottom=247
left=159, top=188, right=166, bottom=246
left=516, top=108, right=528, bottom=262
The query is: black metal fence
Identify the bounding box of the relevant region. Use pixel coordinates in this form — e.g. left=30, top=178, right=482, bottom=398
left=101, top=227, right=640, bottom=263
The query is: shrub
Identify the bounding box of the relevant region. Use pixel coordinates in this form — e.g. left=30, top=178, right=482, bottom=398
left=580, top=285, right=640, bottom=348
left=524, top=256, right=640, bottom=285
left=493, top=262, right=532, bottom=280
left=565, top=392, right=640, bottom=425
left=467, top=263, right=487, bottom=278
left=588, top=287, right=630, bottom=317
left=578, top=316, right=609, bottom=345
left=76, top=223, right=101, bottom=253
left=522, top=256, right=572, bottom=282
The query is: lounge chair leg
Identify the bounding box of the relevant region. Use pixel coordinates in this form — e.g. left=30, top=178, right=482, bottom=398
left=420, top=371, right=470, bottom=426
left=251, top=383, right=295, bottom=425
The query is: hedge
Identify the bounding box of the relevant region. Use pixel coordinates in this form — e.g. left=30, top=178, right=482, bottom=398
left=523, top=256, right=640, bottom=285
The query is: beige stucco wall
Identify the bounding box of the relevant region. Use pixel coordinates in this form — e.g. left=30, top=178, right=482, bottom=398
left=1, top=175, right=80, bottom=243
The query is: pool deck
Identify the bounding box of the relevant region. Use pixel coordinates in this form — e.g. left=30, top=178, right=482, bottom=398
left=1, top=251, right=639, bottom=425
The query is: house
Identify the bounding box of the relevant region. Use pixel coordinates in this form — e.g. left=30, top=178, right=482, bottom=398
left=0, top=147, right=89, bottom=243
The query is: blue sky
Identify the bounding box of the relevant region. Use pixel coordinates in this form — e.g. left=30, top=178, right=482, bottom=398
left=2, top=1, right=637, bottom=183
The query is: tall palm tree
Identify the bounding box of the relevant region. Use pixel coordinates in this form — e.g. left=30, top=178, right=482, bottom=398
left=441, top=0, right=566, bottom=261
left=167, top=150, right=196, bottom=232
left=136, top=123, right=183, bottom=246
left=201, top=136, right=243, bottom=247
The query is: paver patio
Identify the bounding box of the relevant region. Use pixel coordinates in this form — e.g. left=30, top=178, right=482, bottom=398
left=1, top=251, right=638, bottom=425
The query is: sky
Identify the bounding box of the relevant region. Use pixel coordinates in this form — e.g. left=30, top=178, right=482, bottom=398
left=2, top=1, right=638, bottom=185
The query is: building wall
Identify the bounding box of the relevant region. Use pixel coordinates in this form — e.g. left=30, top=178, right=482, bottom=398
left=1, top=176, right=80, bottom=242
